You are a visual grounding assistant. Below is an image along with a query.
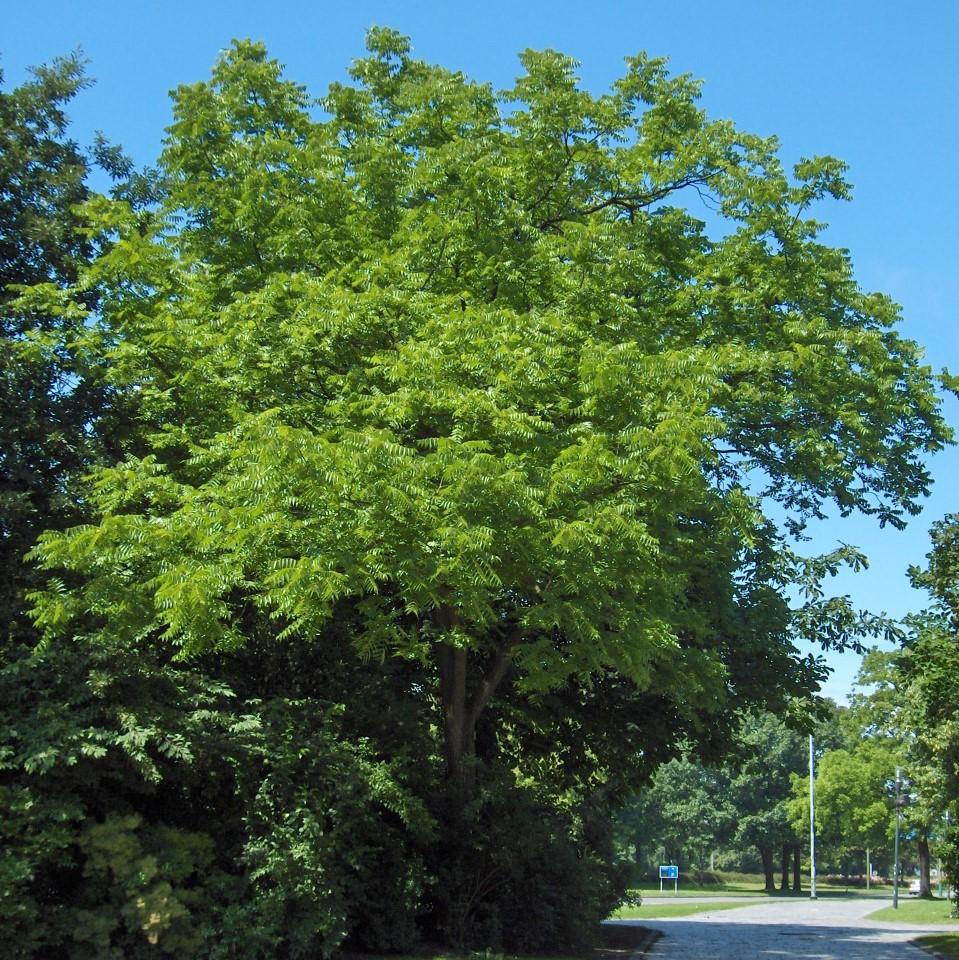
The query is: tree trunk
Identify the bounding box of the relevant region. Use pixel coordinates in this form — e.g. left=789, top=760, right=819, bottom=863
left=435, top=622, right=516, bottom=803
left=792, top=843, right=802, bottom=892
left=918, top=826, right=933, bottom=898
left=437, top=640, right=473, bottom=798
left=760, top=846, right=776, bottom=892
left=781, top=843, right=790, bottom=891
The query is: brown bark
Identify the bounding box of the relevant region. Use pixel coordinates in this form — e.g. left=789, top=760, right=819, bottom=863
left=435, top=611, right=518, bottom=801
left=792, top=843, right=802, bottom=892
left=781, top=843, right=790, bottom=891
left=760, top=846, right=776, bottom=892
left=438, top=640, right=472, bottom=795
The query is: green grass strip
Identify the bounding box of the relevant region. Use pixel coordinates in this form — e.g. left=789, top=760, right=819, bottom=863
left=914, top=934, right=959, bottom=958
left=612, top=901, right=756, bottom=919
left=868, top=899, right=959, bottom=924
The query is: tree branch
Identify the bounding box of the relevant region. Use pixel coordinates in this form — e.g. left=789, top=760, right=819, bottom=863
left=465, top=626, right=520, bottom=734
left=534, top=170, right=719, bottom=231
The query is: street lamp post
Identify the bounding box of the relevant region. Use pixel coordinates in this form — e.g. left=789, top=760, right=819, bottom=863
left=893, top=767, right=902, bottom=910
left=810, top=735, right=817, bottom=900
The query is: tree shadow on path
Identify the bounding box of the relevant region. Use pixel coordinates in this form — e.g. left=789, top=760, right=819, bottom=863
left=613, top=919, right=927, bottom=959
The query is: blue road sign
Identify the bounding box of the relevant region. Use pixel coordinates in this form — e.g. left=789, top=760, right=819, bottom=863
left=659, top=865, right=679, bottom=880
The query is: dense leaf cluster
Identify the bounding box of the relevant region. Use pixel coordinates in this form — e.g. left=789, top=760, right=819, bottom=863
left=1, top=626, right=438, bottom=957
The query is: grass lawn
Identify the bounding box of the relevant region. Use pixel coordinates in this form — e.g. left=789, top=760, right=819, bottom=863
left=612, top=901, right=755, bottom=919
left=629, top=871, right=890, bottom=899
left=914, top=934, right=959, bottom=957
left=868, top=898, right=959, bottom=924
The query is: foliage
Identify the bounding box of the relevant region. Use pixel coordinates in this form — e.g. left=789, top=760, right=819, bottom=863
left=616, top=756, right=735, bottom=876
left=1, top=53, right=101, bottom=633
left=0, top=626, right=435, bottom=958
left=0, top=53, right=152, bottom=634
left=618, top=710, right=836, bottom=887
left=852, top=646, right=944, bottom=889
left=787, top=652, right=904, bottom=868
left=726, top=711, right=832, bottom=889
left=894, top=514, right=959, bottom=902
left=69, top=814, right=215, bottom=959
left=7, top=29, right=956, bottom=957
left=939, top=826, right=959, bottom=917
left=904, top=517, right=959, bottom=813
left=912, top=514, right=959, bottom=628
left=0, top=626, right=231, bottom=956
left=788, top=740, right=893, bottom=863
left=429, top=772, right=630, bottom=952
left=27, top=32, right=950, bottom=782
left=793, top=645, right=952, bottom=887
left=229, top=693, right=433, bottom=958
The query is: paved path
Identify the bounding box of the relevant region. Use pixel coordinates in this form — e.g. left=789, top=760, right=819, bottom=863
left=610, top=897, right=956, bottom=959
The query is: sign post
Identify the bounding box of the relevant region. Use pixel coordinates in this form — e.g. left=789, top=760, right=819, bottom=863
left=659, top=864, right=679, bottom=894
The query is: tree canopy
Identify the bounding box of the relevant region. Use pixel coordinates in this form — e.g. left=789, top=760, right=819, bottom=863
left=7, top=29, right=956, bottom=955
left=793, top=645, right=953, bottom=895
left=26, top=31, right=951, bottom=786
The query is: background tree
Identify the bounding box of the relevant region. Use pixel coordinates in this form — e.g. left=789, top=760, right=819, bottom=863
left=899, top=514, right=959, bottom=901
left=852, top=649, right=944, bottom=896
left=905, top=514, right=959, bottom=806
left=1, top=53, right=108, bottom=632
left=0, top=55, right=121, bottom=951
left=789, top=738, right=893, bottom=880
left=617, top=757, right=735, bottom=881
left=619, top=709, right=841, bottom=891
left=793, top=647, right=950, bottom=894
left=727, top=712, right=828, bottom=892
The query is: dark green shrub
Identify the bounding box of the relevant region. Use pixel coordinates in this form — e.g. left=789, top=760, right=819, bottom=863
left=232, top=698, right=434, bottom=958
left=0, top=633, right=433, bottom=959
left=430, top=774, right=630, bottom=953
left=67, top=814, right=216, bottom=959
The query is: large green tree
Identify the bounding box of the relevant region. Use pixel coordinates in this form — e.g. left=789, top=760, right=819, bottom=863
left=27, top=31, right=950, bottom=798
left=15, top=37, right=952, bottom=951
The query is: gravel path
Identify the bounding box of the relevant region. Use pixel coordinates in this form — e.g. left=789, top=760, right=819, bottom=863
left=611, top=897, right=956, bottom=959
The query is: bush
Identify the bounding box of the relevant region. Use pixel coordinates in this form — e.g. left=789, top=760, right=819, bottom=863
left=429, top=774, right=630, bottom=953
left=67, top=814, right=217, bottom=959
left=231, top=698, right=433, bottom=958
left=0, top=632, right=434, bottom=959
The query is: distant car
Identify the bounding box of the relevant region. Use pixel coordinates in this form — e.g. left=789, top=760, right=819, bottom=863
left=908, top=878, right=921, bottom=895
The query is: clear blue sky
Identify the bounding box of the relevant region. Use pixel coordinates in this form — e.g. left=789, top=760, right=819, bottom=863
left=5, top=0, right=958, bottom=702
